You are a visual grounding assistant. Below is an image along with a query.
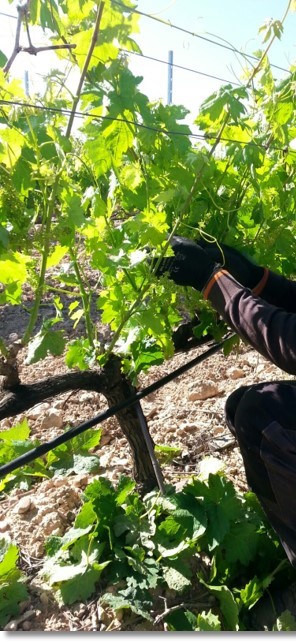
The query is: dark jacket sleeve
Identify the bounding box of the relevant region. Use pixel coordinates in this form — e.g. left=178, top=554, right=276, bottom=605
left=254, top=269, right=296, bottom=313
left=205, top=270, right=296, bottom=376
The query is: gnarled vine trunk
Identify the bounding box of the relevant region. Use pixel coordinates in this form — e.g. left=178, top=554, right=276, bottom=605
left=0, top=355, right=161, bottom=491
left=100, top=356, right=161, bottom=492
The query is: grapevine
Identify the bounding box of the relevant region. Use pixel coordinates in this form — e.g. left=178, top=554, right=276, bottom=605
left=1, top=0, right=296, bottom=631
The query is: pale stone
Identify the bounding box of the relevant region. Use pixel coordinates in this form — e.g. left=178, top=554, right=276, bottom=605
left=4, top=620, right=18, bottom=631
left=26, top=403, right=50, bottom=419
left=100, top=433, right=113, bottom=446
left=19, top=600, right=31, bottom=614
left=188, top=382, right=221, bottom=401
left=52, top=476, right=67, bottom=487
left=16, top=496, right=33, bottom=514
left=39, top=592, right=49, bottom=607
left=100, top=452, right=113, bottom=468
left=179, top=423, right=198, bottom=433
left=41, top=512, right=63, bottom=536
left=71, top=474, right=89, bottom=488
left=79, top=391, right=97, bottom=403
left=32, top=540, right=44, bottom=558
left=22, top=621, right=32, bottom=631
left=8, top=332, right=19, bottom=342
left=0, top=519, right=10, bottom=532
left=213, top=425, right=225, bottom=436
left=0, top=419, right=11, bottom=429
left=227, top=366, right=246, bottom=380
left=146, top=406, right=158, bottom=420
left=40, top=409, right=63, bottom=430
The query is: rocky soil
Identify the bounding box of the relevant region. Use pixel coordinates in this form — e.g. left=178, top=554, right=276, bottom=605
left=0, top=323, right=294, bottom=631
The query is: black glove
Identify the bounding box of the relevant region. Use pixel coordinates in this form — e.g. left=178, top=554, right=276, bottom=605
left=153, top=236, right=219, bottom=291
left=198, top=239, right=264, bottom=289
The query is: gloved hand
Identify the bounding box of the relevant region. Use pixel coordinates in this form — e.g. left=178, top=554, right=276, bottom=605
left=152, top=235, right=220, bottom=291
left=198, top=238, right=264, bottom=289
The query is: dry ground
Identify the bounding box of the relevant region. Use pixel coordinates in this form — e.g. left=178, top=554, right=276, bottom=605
left=1, top=331, right=293, bottom=631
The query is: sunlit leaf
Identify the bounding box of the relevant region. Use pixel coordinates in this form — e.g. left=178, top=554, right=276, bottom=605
left=47, top=245, right=68, bottom=268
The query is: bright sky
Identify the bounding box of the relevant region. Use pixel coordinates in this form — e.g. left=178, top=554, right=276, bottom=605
left=131, top=0, right=296, bottom=118
left=1, top=0, right=296, bottom=122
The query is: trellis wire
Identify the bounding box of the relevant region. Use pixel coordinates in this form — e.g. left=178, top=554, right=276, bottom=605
left=1, top=99, right=295, bottom=155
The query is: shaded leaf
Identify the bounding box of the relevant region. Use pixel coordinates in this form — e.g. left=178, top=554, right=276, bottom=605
left=206, top=584, right=239, bottom=631
left=101, top=591, right=153, bottom=622
left=273, top=610, right=296, bottom=631
left=163, top=565, right=191, bottom=591
left=26, top=330, right=65, bottom=364
left=49, top=453, right=101, bottom=476
left=0, top=51, right=8, bottom=68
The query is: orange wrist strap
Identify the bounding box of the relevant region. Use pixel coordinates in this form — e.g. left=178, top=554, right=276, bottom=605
left=203, top=269, right=229, bottom=300
left=203, top=267, right=270, bottom=300
left=252, top=268, right=269, bottom=296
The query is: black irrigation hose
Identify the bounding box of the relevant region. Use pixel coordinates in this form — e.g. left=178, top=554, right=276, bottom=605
left=135, top=401, right=165, bottom=494
left=0, top=334, right=235, bottom=478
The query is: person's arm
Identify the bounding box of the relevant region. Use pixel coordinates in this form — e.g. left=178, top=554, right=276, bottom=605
left=199, top=240, right=296, bottom=313
left=204, top=269, right=296, bottom=375
left=153, top=236, right=296, bottom=376
left=252, top=268, right=296, bottom=313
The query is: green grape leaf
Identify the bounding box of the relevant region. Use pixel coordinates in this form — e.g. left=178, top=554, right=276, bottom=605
left=205, top=584, right=239, bottom=631
left=0, top=538, right=19, bottom=576
left=223, top=522, right=259, bottom=565
left=0, top=537, right=28, bottom=628
left=196, top=610, right=221, bottom=630
left=49, top=453, right=101, bottom=476
left=47, top=245, right=68, bottom=268
left=0, top=578, right=28, bottom=629
left=74, top=502, right=98, bottom=530
left=0, top=51, right=8, bottom=69
left=0, top=418, right=30, bottom=442
left=101, top=591, right=153, bottom=622
left=166, top=609, right=196, bottom=631
left=240, top=576, right=264, bottom=609
left=65, top=338, right=94, bottom=370
left=273, top=610, right=296, bottom=631
left=163, top=564, right=191, bottom=591
left=0, top=251, right=29, bottom=304
left=52, top=559, right=110, bottom=604
left=26, top=330, right=65, bottom=364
